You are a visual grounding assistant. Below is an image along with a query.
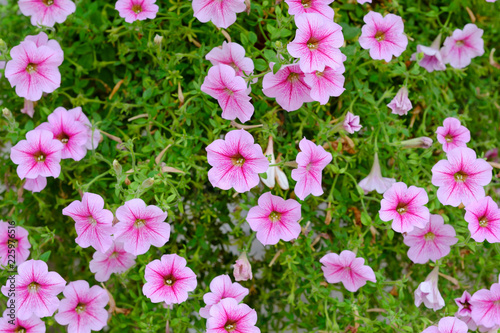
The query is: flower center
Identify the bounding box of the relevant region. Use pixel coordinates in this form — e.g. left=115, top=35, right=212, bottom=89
left=56, top=133, right=70, bottom=144
left=134, top=219, right=146, bottom=228
left=164, top=275, right=176, bottom=286
left=445, top=134, right=454, bottom=142
left=478, top=216, right=488, bottom=227
left=229, top=62, right=239, bottom=72
left=375, top=31, right=385, bottom=42
left=224, top=321, right=237, bottom=332
left=42, top=0, right=54, bottom=5
left=75, top=303, right=86, bottom=314
left=110, top=251, right=119, bottom=258
left=396, top=203, right=408, bottom=214
left=306, top=163, right=313, bottom=171
left=224, top=87, right=234, bottom=96
left=269, top=211, right=281, bottom=223
left=132, top=4, right=142, bottom=13
left=26, top=63, right=37, bottom=74
left=494, top=300, right=500, bottom=306
left=454, top=171, right=468, bottom=183
left=306, top=38, right=319, bottom=50
left=9, top=239, right=18, bottom=248
left=461, top=301, right=471, bottom=310
left=287, top=72, right=300, bottom=83
left=28, top=282, right=40, bottom=293
left=315, top=71, right=325, bottom=78
left=34, top=152, right=46, bottom=162
left=15, top=328, right=27, bottom=333
left=231, top=154, right=245, bottom=167
left=88, top=216, right=97, bottom=226
left=424, top=232, right=435, bottom=241
left=301, top=0, right=311, bottom=8
left=456, top=40, right=465, bottom=47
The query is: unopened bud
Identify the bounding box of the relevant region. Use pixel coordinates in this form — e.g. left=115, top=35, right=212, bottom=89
left=275, top=41, right=283, bottom=49
left=400, top=137, right=433, bottom=149
left=113, top=160, right=122, bottom=176
left=154, top=34, right=163, bottom=46
left=2, top=108, right=12, bottom=120
left=141, top=177, right=155, bottom=189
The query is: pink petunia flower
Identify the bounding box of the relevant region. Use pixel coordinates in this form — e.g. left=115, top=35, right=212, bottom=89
left=287, top=13, right=344, bottom=73
left=246, top=192, right=302, bottom=246
left=5, top=39, right=63, bottom=101
left=464, top=196, right=500, bottom=243
left=24, top=32, right=64, bottom=58
left=387, top=86, right=412, bottom=116
left=304, top=61, right=346, bottom=105
left=207, top=298, right=260, bottom=333
left=455, top=291, right=477, bottom=330
left=89, top=241, right=137, bottom=282
left=143, top=254, right=197, bottom=304
left=262, top=63, right=313, bottom=112
left=0, top=309, right=45, bottom=333
left=320, top=250, right=376, bottom=292
left=62, top=192, right=115, bottom=253
left=233, top=252, right=252, bottom=282
left=114, top=198, right=170, bottom=255
left=379, top=182, right=430, bottom=233
left=192, top=0, right=246, bottom=29
left=436, top=117, right=471, bottom=153
left=431, top=147, right=492, bottom=207
left=69, top=106, right=102, bottom=150
left=441, top=24, right=484, bottom=69
left=284, top=0, right=334, bottom=20
left=201, top=64, right=254, bottom=123
left=403, top=214, right=458, bottom=264
left=1, top=259, right=66, bottom=320
left=10, top=129, right=64, bottom=180
left=23, top=175, right=48, bottom=193
left=19, top=0, right=76, bottom=27
left=358, top=11, right=408, bottom=62
left=470, top=282, right=500, bottom=329
left=199, top=274, right=249, bottom=319
left=115, top=0, right=159, bottom=23
left=422, top=317, right=468, bottom=333
left=206, top=42, right=254, bottom=77
left=414, top=266, right=444, bottom=311
left=343, top=112, right=362, bottom=134
left=36, top=107, right=89, bottom=161
left=206, top=129, right=269, bottom=193
left=0, top=221, right=31, bottom=269
left=358, top=152, right=396, bottom=194
left=411, top=35, right=446, bottom=73
left=21, top=99, right=35, bottom=118
left=291, top=138, right=332, bottom=200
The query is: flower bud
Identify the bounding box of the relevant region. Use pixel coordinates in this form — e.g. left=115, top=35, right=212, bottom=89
left=141, top=177, right=155, bottom=189
left=233, top=252, right=252, bottom=281
left=113, top=160, right=122, bottom=176
left=154, top=34, right=163, bottom=46
left=2, top=108, right=12, bottom=120
left=400, top=137, right=433, bottom=149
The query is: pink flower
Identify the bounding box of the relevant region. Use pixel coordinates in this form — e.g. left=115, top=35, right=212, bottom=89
left=207, top=298, right=260, bottom=333
left=464, top=196, right=500, bottom=243
left=54, top=280, right=109, bottom=333
left=359, top=11, right=408, bottom=62
left=304, top=61, right=346, bottom=105
left=23, top=176, right=47, bottom=193
left=24, top=32, right=64, bottom=58
left=387, top=86, right=412, bottom=116
left=89, top=241, right=137, bottom=282
left=19, top=0, right=76, bottom=27
left=62, top=192, right=115, bottom=253
left=21, top=99, right=35, bottom=118
left=115, top=0, right=159, bottom=23
left=36, top=107, right=89, bottom=161
left=284, top=0, right=334, bottom=20
left=411, top=35, right=446, bottom=73
left=436, top=117, right=471, bottom=153
left=343, top=112, right=362, bottom=134
left=379, top=182, right=430, bottom=233
left=0, top=309, right=45, bottom=333
left=291, top=138, right=332, bottom=200
left=262, top=63, right=313, bottom=112
left=246, top=192, right=302, bottom=246
left=1, top=259, right=66, bottom=320
left=233, top=252, right=252, bottom=282
left=192, top=0, right=245, bottom=29
left=200, top=275, right=249, bottom=319
left=206, top=42, right=254, bottom=77
left=455, top=291, right=476, bottom=330
left=470, top=283, right=500, bottom=329
left=358, top=153, right=395, bottom=194
left=422, top=317, right=468, bottom=333
left=201, top=64, right=254, bottom=123
left=403, top=214, right=458, bottom=264
left=114, top=198, right=170, bottom=255
left=357, top=0, right=371, bottom=3
left=414, top=266, right=445, bottom=311
left=5, top=39, right=63, bottom=101
left=431, top=147, right=492, bottom=207
left=0, top=221, right=31, bottom=268
left=10, top=129, right=63, bottom=180
left=69, top=107, right=102, bottom=150
left=143, top=254, right=197, bottom=304
left=287, top=13, right=344, bottom=73
left=206, top=129, right=269, bottom=193
left=320, top=250, right=376, bottom=292
left=441, top=24, right=484, bottom=69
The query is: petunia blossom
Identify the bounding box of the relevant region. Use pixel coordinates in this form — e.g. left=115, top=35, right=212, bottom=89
left=19, top=0, right=76, bottom=27
left=192, top=0, right=246, bottom=29
left=414, top=266, right=445, bottom=311
left=23, top=31, right=64, bottom=58
left=464, top=196, right=500, bottom=243
left=411, top=35, right=446, bottom=73
left=233, top=252, right=252, bottom=282
left=115, top=0, right=159, bottom=23
left=421, top=317, right=469, bottom=333
left=455, top=291, right=477, bottom=331
left=1, top=259, right=66, bottom=320
left=199, top=274, right=249, bottom=319
left=436, top=117, right=471, bottom=153
left=89, top=241, right=137, bottom=282
left=207, top=298, right=260, bottom=333
left=69, top=106, right=102, bottom=150
left=23, top=175, right=48, bottom=193
left=10, top=129, right=63, bottom=180
left=358, top=152, right=396, bottom=194
left=304, top=60, right=346, bottom=105
left=403, top=214, right=458, bottom=264
left=287, top=13, right=344, bottom=73
left=379, top=182, right=430, bottom=233
left=431, top=147, right=492, bottom=207
left=262, top=63, right=313, bottom=112
left=206, top=129, right=269, bottom=193
left=320, top=250, right=376, bottom=292
left=387, top=86, right=412, bottom=116
left=0, top=309, right=45, bottom=333
left=470, top=283, right=500, bottom=329
left=359, top=11, right=408, bottom=62
left=291, top=137, right=332, bottom=200
left=114, top=198, right=170, bottom=256
left=201, top=64, right=254, bottom=123
left=284, top=0, right=334, bottom=20
left=343, top=112, right=362, bottom=134
left=206, top=42, right=254, bottom=77
left=62, top=192, right=115, bottom=253
left=246, top=192, right=302, bottom=246
left=441, top=24, right=484, bottom=69
left=143, top=254, right=197, bottom=304
left=0, top=221, right=31, bottom=268
left=54, top=280, right=109, bottom=333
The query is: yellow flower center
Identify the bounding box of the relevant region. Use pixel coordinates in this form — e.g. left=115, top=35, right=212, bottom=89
left=88, top=217, right=97, bottom=225
left=231, top=155, right=245, bottom=166
left=8, top=239, right=18, bottom=248
left=75, top=303, right=86, bottom=314
left=26, top=63, right=37, bottom=74
left=445, top=135, right=454, bottom=143
left=42, top=0, right=54, bottom=6
left=424, top=232, right=435, bottom=241
left=34, top=152, right=46, bottom=162
left=15, top=328, right=27, bottom=333
left=134, top=219, right=146, bottom=228
left=456, top=40, right=465, bottom=47
left=269, top=211, right=281, bottom=223
left=287, top=72, right=300, bottom=83
left=396, top=203, right=407, bottom=214
left=478, top=216, right=488, bottom=227
left=164, top=275, right=176, bottom=286
left=301, top=0, right=311, bottom=8
left=28, top=282, right=40, bottom=293
left=224, top=321, right=237, bottom=332
left=454, top=171, right=468, bottom=183
left=132, top=4, right=142, bottom=13
left=224, top=88, right=234, bottom=96
left=375, top=31, right=385, bottom=42
left=306, top=38, right=319, bottom=50
left=56, top=133, right=70, bottom=144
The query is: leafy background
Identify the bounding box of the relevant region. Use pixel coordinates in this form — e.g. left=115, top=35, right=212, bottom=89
left=1, top=0, right=499, bottom=331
